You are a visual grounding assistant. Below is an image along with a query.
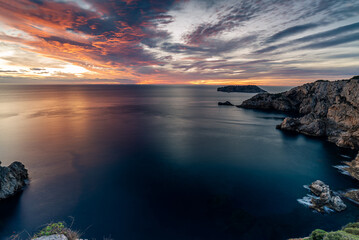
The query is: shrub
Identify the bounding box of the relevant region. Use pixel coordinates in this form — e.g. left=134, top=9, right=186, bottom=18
left=344, top=228, right=359, bottom=236
left=310, top=229, right=327, bottom=240
left=34, top=222, right=65, bottom=237
left=344, top=223, right=359, bottom=230
left=323, top=231, right=350, bottom=240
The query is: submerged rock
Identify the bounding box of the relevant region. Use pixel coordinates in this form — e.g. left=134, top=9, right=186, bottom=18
left=0, top=161, right=29, bottom=199
left=305, top=180, right=346, bottom=213
left=218, top=101, right=234, bottom=106
left=217, top=85, right=267, bottom=93
left=238, top=77, right=359, bottom=149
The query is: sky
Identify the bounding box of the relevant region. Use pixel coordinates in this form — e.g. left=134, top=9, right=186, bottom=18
left=0, top=0, right=358, bottom=85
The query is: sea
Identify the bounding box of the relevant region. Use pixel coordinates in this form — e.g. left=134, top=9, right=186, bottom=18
left=0, top=85, right=358, bottom=240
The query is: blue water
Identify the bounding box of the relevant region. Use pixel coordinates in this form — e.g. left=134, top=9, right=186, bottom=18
left=0, top=85, right=358, bottom=240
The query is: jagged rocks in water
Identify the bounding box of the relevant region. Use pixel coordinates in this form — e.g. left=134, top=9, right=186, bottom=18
left=217, top=85, right=267, bottom=93
left=307, top=180, right=346, bottom=212
left=0, top=161, right=29, bottom=199
left=343, top=153, right=359, bottom=181
left=238, top=77, right=359, bottom=149
left=218, top=101, right=234, bottom=106
left=344, top=189, right=359, bottom=204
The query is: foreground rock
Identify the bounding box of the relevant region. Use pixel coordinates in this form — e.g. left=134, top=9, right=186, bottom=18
left=218, top=101, right=234, bottom=106
left=217, top=85, right=267, bottom=93
left=33, top=235, right=68, bottom=240
left=0, top=161, right=29, bottom=199
left=305, top=180, right=346, bottom=212
left=238, top=76, right=359, bottom=149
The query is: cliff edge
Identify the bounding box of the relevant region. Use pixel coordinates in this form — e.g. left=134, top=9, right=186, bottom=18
left=238, top=76, right=359, bottom=149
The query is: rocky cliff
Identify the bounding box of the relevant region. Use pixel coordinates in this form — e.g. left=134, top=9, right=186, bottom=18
left=0, top=161, right=29, bottom=199
left=238, top=76, right=359, bottom=149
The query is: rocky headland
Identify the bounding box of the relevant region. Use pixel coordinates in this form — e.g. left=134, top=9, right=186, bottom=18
left=238, top=76, right=359, bottom=149
left=217, top=85, right=267, bottom=93
left=0, top=161, right=29, bottom=199
left=232, top=76, right=359, bottom=214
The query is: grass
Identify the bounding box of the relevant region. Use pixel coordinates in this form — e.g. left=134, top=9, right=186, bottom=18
left=32, top=222, right=80, bottom=240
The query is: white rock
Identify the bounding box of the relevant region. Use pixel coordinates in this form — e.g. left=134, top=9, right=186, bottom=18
left=33, top=234, right=68, bottom=240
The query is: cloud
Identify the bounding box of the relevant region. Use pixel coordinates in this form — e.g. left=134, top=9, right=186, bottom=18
left=0, top=70, right=19, bottom=73
left=30, top=67, right=46, bottom=71
left=299, top=32, right=359, bottom=50
left=265, top=23, right=318, bottom=43
left=161, top=35, right=257, bottom=58
left=256, top=21, right=359, bottom=54
left=0, top=0, right=179, bottom=77
left=0, top=0, right=358, bottom=84
left=183, top=2, right=261, bottom=45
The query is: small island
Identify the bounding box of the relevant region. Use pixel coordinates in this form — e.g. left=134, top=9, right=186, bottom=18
left=218, top=101, right=234, bottom=106
left=217, top=85, right=267, bottom=93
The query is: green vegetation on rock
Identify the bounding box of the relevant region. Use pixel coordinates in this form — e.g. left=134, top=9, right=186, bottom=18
left=310, top=229, right=327, bottom=240
left=308, top=222, right=359, bottom=240
left=33, top=222, right=79, bottom=240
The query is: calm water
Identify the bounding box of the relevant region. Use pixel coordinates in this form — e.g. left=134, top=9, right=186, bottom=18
left=0, top=85, right=358, bottom=240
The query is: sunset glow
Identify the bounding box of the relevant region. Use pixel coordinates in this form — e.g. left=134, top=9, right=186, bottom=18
left=0, top=0, right=358, bottom=85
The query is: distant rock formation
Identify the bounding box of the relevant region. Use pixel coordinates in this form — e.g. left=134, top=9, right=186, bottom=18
left=238, top=77, right=359, bottom=149
left=217, top=85, right=267, bottom=93
left=218, top=101, right=234, bottom=106
left=307, top=180, right=346, bottom=213
left=0, top=161, right=29, bottom=199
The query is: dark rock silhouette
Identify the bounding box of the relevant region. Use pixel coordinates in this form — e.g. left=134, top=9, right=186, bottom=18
left=218, top=101, right=234, bottom=106
left=217, top=85, right=267, bottom=93
left=0, top=161, right=29, bottom=200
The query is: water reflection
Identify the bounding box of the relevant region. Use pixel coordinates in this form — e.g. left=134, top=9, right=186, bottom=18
left=0, top=85, right=358, bottom=240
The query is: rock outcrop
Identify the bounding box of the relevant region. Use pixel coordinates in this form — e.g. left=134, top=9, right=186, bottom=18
left=218, top=101, right=234, bottom=106
left=344, top=189, right=359, bottom=204
left=307, top=180, right=346, bottom=212
left=33, top=235, right=68, bottom=240
left=217, top=85, right=267, bottom=93
left=0, top=161, right=29, bottom=199
left=343, top=153, right=359, bottom=181
left=238, top=77, right=359, bottom=149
